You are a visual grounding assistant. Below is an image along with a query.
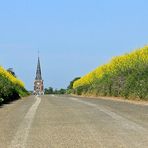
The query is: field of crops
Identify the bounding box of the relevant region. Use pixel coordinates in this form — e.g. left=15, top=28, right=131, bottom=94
left=0, top=66, right=28, bottom=104
left=73, top=46, right=148, bottom=100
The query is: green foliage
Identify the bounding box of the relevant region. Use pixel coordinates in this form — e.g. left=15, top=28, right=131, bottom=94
left=44, top=87, right=66, bottom=95
left=67, top=77, right=81, bottom=90
left=7, top=68, right=16, bottom=77
left=67, top=77, right=81, bottom=94
left=0, top=68, right=28, bottom=104
left=73, top=46, right=148, bottom=100
left=54, top=89, right=66, bottom=94
left=44, top=87, right=54, bottom=94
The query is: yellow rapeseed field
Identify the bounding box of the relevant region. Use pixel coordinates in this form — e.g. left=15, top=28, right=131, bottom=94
left=0, top=66, right=25, bottom=88
left=73, top=46, right=148, bottom=89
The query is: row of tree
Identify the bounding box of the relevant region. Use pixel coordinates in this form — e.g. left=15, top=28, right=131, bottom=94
left=44, top=87, right=66, bottom=94
left=44, top=77, right=81, bottom=95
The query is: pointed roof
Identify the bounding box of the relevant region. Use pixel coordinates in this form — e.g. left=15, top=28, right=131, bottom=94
left=35, top=57, right=42, bottom=80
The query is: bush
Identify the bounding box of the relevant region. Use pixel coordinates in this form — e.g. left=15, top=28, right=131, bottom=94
left=73, top=46, right=148, bottom=100
left=0, top=66, right=28, bottom=104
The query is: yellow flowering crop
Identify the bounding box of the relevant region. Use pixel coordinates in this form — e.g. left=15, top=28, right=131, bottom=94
left=73, top=46, right=148, bottom=89
left=0, top=66, right=25, bottom=88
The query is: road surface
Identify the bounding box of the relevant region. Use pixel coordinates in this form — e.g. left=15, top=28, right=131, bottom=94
left=0, top=95, right=148, bottom=148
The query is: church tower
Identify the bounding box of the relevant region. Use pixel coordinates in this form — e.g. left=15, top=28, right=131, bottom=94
left=34, top=56, right=44, bottom=95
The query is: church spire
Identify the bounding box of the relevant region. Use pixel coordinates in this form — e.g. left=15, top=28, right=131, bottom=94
left=34, top=54, right=44, bottom=95
left=35, top=56, right=42, bottom=80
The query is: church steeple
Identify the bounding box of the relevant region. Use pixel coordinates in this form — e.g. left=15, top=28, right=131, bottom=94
left=35, top=57, right=42, bottom=80
left=34, top=55, right=44, bottom=95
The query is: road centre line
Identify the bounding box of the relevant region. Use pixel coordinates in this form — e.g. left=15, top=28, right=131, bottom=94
left=9, top=96, right=41, bottom=148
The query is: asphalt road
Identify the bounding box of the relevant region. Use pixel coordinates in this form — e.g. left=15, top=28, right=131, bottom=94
left=0, top=95, right=148, bottom=148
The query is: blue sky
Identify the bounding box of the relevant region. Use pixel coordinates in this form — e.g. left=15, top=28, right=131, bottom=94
left=0, top=0, right=148, bottom=90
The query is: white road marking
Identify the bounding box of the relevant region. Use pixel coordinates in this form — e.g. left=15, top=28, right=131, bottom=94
left=9, top=96, right=41, bottom=148
left=69, top=97, right=146, bottom=132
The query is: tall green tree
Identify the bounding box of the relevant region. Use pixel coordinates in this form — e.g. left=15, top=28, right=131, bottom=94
left=44, top=87, right=54, bottom=94
left=67, top=77, right=81, bottom=89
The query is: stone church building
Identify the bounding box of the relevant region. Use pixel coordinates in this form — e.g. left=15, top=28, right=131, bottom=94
left=34, top=57, right=44, bottom=95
